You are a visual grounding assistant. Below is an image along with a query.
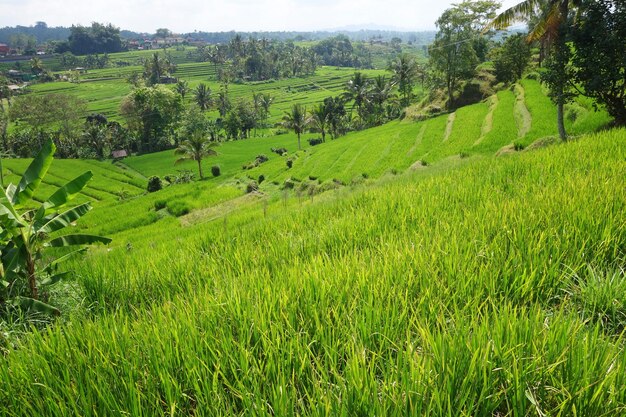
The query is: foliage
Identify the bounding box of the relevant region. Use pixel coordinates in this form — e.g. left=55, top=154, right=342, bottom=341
left=143, top=52, right=176, bottom=86
left=430, top=1, right=499, bottom=109
left=282, top=104, right=307, bottom=150
left=174, top=134, right=218, bottom=180
left=120, top=85, right=184, bottom=153
left=389, top=54, right=419, bottom=106
left=211, top=165, right=221, bottom=177
left=67, top=23, right=124, bottom=55
left=571, top=0, right=626, bottom=126
left=492, top=33, right=532, bottom=83
left=9, top=93, right=87, bottom=142
left=0, top=140, right=110, bottom=316
left=312, top=35, right=372, bottom=68
left=146, top=176, right=162, bottom=192
left=194, top=83, right=212, bottom=112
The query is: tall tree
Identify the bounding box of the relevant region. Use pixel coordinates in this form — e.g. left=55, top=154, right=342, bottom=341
left=488, top=0, right=582, bottom=140
left=571, top=0, right=626, bottom=126
left=175, top=108, right=218, bottom=180
left=120, top=85, right=183, bottom=152
left=343, top=72, right=370, bottom=121
left=194, top=83, right=212, bottom=111
left=307, top=104, right=330, bottom=142
left=282, top=104, right=306, bottom=150
left=389, top=54, right=418, bottom=107
left=430, top=1, right=499, bottom=109
left=175, top=80, right=189, bottom=99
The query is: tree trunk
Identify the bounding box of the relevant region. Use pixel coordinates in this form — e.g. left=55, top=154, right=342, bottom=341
left=197, top=159, right=203, bottom=179
left=297, top=132, right=301, bottom=150
left=557, top=101, right=567, bottom=141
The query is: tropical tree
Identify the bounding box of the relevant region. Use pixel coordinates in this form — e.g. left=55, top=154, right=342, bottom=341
left=174, top=135, right=218, bottom=179
left=492, top=33, right=532, bottom=83
left=175, top=80, right=189, bottom=99
left=487, top=0, right=582, bottom=140
left=323, top=96, right=347, bottom=139
left=194, top=83, right=212, bottom=111
left=0, top=140, right=111, bottom=315
left=571, top=0, right=626, bottom=126
left=120, top=85, right=183, bottom=152
left=307, top=104, right=330, bottom=142
left=371, top=75, right=396, bottom=124
left=389, top=54, right=418, bottom=107
left=430, top=1, right=499, bottom=109
left=282, top=104, right=306, bottom=150
left=343, top=72, right=370, bottom=118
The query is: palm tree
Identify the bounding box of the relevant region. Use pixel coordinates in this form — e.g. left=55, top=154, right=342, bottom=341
left=370, top=75, right=396, bottom=123
left=487, top=0, right=581, bottom=140
left=307, top=104, right=329, bottom=142
left=194, top=83, right=212, bottom=111
left=282, top=104, right=306, bottom=150
left=175, top=80, right=189, bottom=99
left=343, top=72, right=370, bottom=116
left=389, top=54, right=418, bottom=107
left=174, top=135, right=218, bottom=179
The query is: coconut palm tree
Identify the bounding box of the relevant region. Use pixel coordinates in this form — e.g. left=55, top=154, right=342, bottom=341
left=389, top=54, right=418, bottom=107
left=282, top=104, right=306, bottom=150
left=175, top=80, right=189, bottom=99
left=174, top=135, right=218, bottom=179
left=343, top=72, right=370, bottom=117
left=194, top=83, right=212, bottom=111
left=487, top=0, right=581, bottom=140
left=307, top=104, right=330, bottom=143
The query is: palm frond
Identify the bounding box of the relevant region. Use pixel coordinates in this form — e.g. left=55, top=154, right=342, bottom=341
left=484, top=0, right=542, bottom=32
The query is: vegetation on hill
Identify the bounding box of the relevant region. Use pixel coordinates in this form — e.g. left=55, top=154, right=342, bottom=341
left=0, top=126, right=624, bottom=415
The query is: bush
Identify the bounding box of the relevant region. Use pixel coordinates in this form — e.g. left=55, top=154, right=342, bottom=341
left=167, top=201, right=190, bottom=217
left=246, top=181, right=259, bottom=193
left=147, top=176, right=162, bottom=192
left=154, top=200, right=167, bottom=210
left=211, top=165, right=221, bottom=177
left=258, top=174, right=265, bottom=184
left=271, top=147, right=288, bottom=156
left=286, top=159, right=294, bottom=169
left=308, top=138, right=323, bottom=146
left=513, top=142, right=525, bottom=151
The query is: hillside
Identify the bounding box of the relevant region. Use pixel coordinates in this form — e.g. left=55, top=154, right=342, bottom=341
left=0, top=122, right=624, bottom=414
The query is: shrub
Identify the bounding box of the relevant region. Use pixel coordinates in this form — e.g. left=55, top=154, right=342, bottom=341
left=246, top=181, right=259, bottom=193
left=167, top=201, right=190, bottom=217
left=282, top=178, right=296, bottom=189
left=513, top=142, right=525, bottom=151
left=271, top=147, right=288, bottom=156
left=286, top=159, right=294, bottom=169
left=147, top=176, right=162, bottom=192
left=258, top=174, right=265, bottom=184
left=154, top=200, right=167, bottom=210
left=211, top=165, right=221, bottom=177
left=308, top=138, right=323, bottom=146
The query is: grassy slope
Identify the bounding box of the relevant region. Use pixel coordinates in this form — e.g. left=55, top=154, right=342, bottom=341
left=122, top=78, right=605, bottom=187
left=1, top=128, right=624, bottom=416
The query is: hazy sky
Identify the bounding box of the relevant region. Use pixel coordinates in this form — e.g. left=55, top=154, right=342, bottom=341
left=1, top=0, right=522, bottom=33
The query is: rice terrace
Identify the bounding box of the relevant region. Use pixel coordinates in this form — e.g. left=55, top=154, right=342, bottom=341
left=0, top=0, right=625, bottom=415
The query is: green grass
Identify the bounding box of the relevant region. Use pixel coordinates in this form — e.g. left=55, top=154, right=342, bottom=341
left=1, top=128, right=624, bottom=416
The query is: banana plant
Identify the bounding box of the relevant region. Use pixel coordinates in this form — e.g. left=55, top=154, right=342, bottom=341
left=0, top=140, right=111, bottom=316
